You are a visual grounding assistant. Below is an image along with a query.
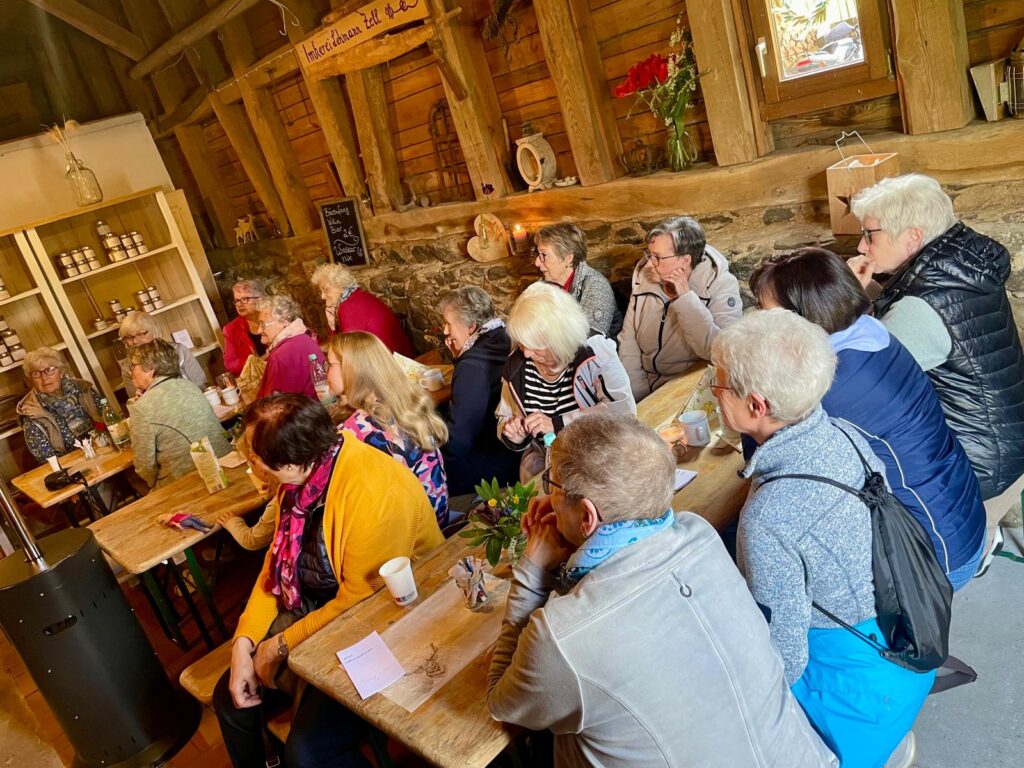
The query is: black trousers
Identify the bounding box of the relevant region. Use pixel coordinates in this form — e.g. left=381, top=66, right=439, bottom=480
left=213, top=670, right=372, bottom=768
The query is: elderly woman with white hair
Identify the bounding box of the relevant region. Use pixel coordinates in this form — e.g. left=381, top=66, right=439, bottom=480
left=618, top=216, right=742, bottom=401
left=16, top=347, right=102, bottom=463
left=487, top=413, right=837, bottom=768
left=849, top=173, right=1024, bottom=572
left=711, top=309, right=931, bottom=768
left=256, top=295, right=324, bottom=400
left=118, top=311, right=205, bottom=397
left=532, top=223, right=622, bottom=336
left=496, top=282, right=635, bottom=480
left=222, top=278, right=266, bottom=376
left=310, top=262, right=413, bottom=356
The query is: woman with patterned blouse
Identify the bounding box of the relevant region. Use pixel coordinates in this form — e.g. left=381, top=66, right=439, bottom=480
left=16, top=347, right=102, bottom=463
left=326, top=332, right=450, bottom=527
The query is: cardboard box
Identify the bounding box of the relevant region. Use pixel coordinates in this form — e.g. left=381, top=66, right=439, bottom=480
left=826, top=152, right=900, bottom=235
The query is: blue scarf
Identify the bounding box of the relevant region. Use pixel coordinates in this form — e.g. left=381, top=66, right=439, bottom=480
left=561, top=508, right=675, bottom=587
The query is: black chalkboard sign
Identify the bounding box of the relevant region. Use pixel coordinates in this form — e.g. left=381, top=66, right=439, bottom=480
left=317, top=197, right=368, bottom=266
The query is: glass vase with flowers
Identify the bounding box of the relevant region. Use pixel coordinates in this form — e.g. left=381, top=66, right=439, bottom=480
left=459, top=478, right=538, bottom=567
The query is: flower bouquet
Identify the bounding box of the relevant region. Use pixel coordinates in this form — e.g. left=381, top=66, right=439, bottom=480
left=613, top=16, right=701, bottom=172
left=458, top=478, right=538, bottom=567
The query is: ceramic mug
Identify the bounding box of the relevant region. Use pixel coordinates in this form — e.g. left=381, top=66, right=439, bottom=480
left=419, top=369, right=445, bottom=392
left=220, top=386, right=240, bottom=405
left=678, top=410, right=710, bottom=447
left=203, top=387, right=221, bottom=407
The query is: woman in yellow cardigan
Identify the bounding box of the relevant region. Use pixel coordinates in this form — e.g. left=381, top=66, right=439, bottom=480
left=213, top=394, right=443, bottom=768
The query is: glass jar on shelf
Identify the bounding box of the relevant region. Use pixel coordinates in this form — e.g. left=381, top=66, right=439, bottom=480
left=1, top=328, right=20, bottom=347
left=146, top=285, right=161, bottom=302
left=96, top=220, right=112, bottom=237
left=0, top=316, right=8, bottom=332
left=0, top=351, right=13, bottom=368
left=9, top=344, right=25, bottom=361
left=108, top=247, right=128, bottom=263
left=102, top=233, right=120, bottom=251
left=130, top=231, right=145, bottom=247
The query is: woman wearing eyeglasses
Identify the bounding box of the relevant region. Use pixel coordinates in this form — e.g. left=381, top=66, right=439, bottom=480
left=618, top=216, right=742, bottom=401
left=16, top=347, right=103, bottom=464
left=118, top=311, right=206, bottom=397
left=256, top=295, right=324, bottom=400
left=222, top=278, right=267, bottom=377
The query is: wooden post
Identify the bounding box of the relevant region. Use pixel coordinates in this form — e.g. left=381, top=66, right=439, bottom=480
left=347, top=67, right=404, bottom=213
left=890, top=0, right=974, bottom=134
left=686, top=0, right=761, bottom=165
left=27, top=0, right=147, bottom=60
left=287, top=3, right=368, bottom=212
left=532, top=0, right=622, bottom=185
left=427, top=0, right=511, bottom=199
left=219, top=16, right=317, bottom=235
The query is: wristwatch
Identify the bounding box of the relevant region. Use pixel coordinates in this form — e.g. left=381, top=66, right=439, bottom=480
left=277, top=634, right=289, bottom=659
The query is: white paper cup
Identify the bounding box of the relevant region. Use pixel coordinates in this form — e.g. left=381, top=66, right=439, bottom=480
left=220, top=386, right=240, bottom=405
left=678, top=410, right=711, bottom=447
left=203, top=387, right=221, bottom=407
left=418, top=369, right=445, bottom=392
left=379, top=556, right=418, bottom=606
left=46, top=455, right=61, bottom=472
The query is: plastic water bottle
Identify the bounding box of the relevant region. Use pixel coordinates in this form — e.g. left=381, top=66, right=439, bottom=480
left=309, top=354, right=335, bottom=406
left=542, top=432, right=557, bottom=476
left=100, top=397, right=131, bottom=450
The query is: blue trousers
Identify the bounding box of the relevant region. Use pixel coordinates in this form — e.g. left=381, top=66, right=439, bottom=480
left=213, top=670, right=372, bottom=768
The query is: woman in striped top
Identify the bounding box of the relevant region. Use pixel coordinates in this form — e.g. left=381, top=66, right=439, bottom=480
left=496, top=282, right=636, bottom=481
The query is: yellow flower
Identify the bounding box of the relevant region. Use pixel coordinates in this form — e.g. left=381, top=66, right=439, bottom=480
left=512, top=494, right=519, bottom=504
left=487, top=498, right=498, bottom=508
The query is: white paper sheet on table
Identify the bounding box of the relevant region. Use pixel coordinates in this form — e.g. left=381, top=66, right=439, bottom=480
left=217, top=451, right=247, bottom=469
left=674, top=469, right=697, bottom=492
left=336, top=631, right=406, bottom=700
left=381, top=575, right=510, bottom=713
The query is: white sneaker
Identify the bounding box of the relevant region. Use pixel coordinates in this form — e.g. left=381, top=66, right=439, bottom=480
left=884, top=731, right=916, bottom=768
left=975, top=526, right=1004, bottom=578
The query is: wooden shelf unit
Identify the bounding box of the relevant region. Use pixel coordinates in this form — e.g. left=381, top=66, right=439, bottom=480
left=21, top=189, right=223, bottom=405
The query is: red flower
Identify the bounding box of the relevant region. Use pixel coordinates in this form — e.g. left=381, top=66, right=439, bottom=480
left=614, top=53, right=670, bottom=98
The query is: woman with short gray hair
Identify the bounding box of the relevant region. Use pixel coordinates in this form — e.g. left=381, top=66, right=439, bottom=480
left=16, top=347, right=102, bottom=464
left=532, top=223, right=622, bottom=336
left=712, top=308, right=930, bottom=768
left=496, top=282, right=634, bottom=480
left=223, top=278, right=266, bottom=376
left=256, top=295, right=325, bottom=400
left=618, top=215, right=742, bottom=401
left=487, top=412, right=838, bottom=768
left=128, top=339, right=231, bottom=488
left=310, top=262, right=413, bottom=355
left=117, top=310, right=205, bottom=397
left=437, top=286, right=518, bottom=494
left=849, top=173, right=1024, bottom=567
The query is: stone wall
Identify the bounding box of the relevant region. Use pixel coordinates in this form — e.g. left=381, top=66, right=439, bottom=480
left=207, top=178, right=1024, bottom=353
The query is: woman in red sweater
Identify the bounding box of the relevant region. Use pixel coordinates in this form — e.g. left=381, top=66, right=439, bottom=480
left=310, top=263, right=414, bottom=357
left=222, top=278, right=266, bottom=376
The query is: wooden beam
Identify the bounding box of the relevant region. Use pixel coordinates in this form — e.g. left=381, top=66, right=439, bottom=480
left=129, top=0, right=261, bottom=80
left=65, top=27, right=131, bottom=117
left=891, top=0, right=974, bottom=134
left=27, top=0, right=147, bottom=61
left=26, top=9, right=97, bottom=120
left=153, top=86, right=211, bottom=137
left=300, top=21, right=438, bottom=81
left=685, top=0, right=760, bottom=166
left=347, top=67, right=404, bottom=213
left=532, top=0, right=622, bottom=185
left=219, top=15, right=317, bottom=235
left=287, top=2, right=367, bottom=211
left=155, top=0, right=230, bottom=87
left=81, top=0, right=158, bottom=119
left=208, top=91, right=291, bottom=235
left=426, top=0, right=511, bottom=199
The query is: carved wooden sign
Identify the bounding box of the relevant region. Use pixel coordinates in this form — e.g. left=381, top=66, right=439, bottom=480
left=297, top=0, right=429, bottom=76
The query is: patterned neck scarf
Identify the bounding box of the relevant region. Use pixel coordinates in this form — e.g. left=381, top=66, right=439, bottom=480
left=459, top=318, right=505, bottom=355
left=560, top=508, right=675, bottom=587
left=264, top=437, right=343, bottom=609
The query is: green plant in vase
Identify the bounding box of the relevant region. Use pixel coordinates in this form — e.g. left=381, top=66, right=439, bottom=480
left=459, top=478, right=538, bottom=567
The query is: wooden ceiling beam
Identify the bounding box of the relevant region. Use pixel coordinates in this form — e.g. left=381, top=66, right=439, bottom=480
left=27, top=0, right=147, bottom=61
left=347, top=67, right=404, bottom=213
left=65, top=26, right=131, bottom=116
left=129, top=0, right=261, bottom=80
left=26, top=9, right=97, bottom=121
left=218, top=10, right=317, bottom=235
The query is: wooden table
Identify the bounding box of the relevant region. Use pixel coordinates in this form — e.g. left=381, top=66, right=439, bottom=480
left=11, top=447, right=135, bottom=520
left=636, top=364, right=749, bottom=531
left=90, top=462, right=267, bottom=648
left=291, top=364, right=749, bottom=768
left=289, top=535, right=514, bottom=768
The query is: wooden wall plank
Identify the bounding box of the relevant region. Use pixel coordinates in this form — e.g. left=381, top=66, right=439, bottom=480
left=533, top=0, right=623, bottom=184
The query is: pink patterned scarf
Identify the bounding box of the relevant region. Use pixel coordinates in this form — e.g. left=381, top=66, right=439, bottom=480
left=264, top=438, right=343, bottom=610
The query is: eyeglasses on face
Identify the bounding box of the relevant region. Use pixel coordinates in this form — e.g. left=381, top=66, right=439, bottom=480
left=541, top=469, right=603, bottom=520
left=30, top=366, right=60, bottom=379
left=120, top=330, right=152, bottom=343
left=709, top=383, right=735, bottom=397
left=258, top=319, right=282, bottom=330
left=234, top=295, right=261, bottom=305
left=531, top=248, right=559, bottom=264
left=860, top=228, right=884, bottom=245
left=643, top=248, right=684, bottom=266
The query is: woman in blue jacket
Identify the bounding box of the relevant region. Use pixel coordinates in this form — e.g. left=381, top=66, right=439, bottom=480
left=749, top=248, right=985, bottom=589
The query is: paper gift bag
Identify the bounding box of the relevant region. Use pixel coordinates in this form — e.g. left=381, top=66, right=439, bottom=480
left=826, top=131, right=900, bottom=235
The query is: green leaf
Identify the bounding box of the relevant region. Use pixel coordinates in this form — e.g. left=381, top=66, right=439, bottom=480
left=485, top=537, right=503, bottom=568
left=473, top=482, right=486, bottom=499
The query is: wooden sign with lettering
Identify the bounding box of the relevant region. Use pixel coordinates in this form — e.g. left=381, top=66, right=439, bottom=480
left=297, top=0, right=429, bottom=74
left=317, top=198, right=369, bottom=266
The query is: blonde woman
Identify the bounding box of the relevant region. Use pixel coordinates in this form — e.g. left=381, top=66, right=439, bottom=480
left=327, top=332, right=449, bottom=525
left=310, top=263, right=413, bottom=355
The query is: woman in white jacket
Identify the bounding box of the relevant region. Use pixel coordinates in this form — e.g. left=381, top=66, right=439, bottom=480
left=496, top=282, right=636, bottom=481
left=618, top=216, right=743, bottom=401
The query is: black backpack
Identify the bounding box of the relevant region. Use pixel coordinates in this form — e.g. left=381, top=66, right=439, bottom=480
left=759, top=430, right=973, bottom=689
